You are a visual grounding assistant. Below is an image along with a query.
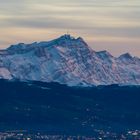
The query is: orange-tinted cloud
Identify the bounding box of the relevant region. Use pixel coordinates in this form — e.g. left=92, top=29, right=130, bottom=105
left=0, top=0, right=140, bottom=56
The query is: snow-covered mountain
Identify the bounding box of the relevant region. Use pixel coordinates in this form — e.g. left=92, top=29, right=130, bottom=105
left=0, top=34, right=140, bottom=86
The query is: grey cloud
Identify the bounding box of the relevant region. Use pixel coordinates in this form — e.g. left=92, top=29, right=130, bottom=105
left=0, top=0, right=140, bottom=56
left=1, top=15, right=140, bottom=38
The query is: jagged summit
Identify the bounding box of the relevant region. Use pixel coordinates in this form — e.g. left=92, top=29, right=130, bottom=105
left=96, top=50, right=113, bottom=58
left=6, top=34, right=87, bottom=51
left=55, top=34, right=88, bottom=46
left=58, top=34, right=75, bottom=40
left=58, top=34, right=84, bottom=41
left=119, top=53, right=133, bottom=59
left=0, top=35, right=140, bottom=86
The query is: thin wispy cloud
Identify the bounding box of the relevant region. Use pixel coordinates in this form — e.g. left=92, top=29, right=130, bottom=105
left=0, top=0, right=140, bottom=56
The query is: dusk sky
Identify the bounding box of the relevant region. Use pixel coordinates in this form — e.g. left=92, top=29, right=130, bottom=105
left=0, top=0, right=140, bottom=56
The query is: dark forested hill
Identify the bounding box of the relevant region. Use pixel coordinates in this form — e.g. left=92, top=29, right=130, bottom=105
left=0, top=79, right=140, bottom=135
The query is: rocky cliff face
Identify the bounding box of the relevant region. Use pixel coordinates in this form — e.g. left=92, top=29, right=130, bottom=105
left=0, top=34, right=140, bottom=86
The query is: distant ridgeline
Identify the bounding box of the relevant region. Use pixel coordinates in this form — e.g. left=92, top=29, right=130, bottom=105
left=0, top=79, right=140, bottom=135
left=0, top=34, right=140, bottom=86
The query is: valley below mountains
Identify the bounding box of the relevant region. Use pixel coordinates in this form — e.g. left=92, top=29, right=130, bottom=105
left=0, top=79, right=140, bottom=138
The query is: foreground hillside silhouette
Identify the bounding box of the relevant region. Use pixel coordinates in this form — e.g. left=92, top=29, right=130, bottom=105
left=0, top=79, right=140, bottom=136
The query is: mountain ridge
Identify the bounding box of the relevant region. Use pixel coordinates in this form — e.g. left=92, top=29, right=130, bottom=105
left=0, top=34, right=140, bottom=86
left=1, top=34, right=138, bottom=58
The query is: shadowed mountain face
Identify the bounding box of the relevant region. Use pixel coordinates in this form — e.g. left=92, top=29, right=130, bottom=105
left=0, top=35, right=140, bottom=86
left=0, top=79, right=140, bottom=135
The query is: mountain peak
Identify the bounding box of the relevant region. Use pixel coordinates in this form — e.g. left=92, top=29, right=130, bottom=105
left=0, top=35, right=140, bottom=86
left=54, top=34, right=88, bottom=47
left=119, top=53, right=133, bottom=59
left=8, top=43, right=26, bottom=50
left=96, top=50, right=113, bottom=58
left=57, top=34, right=86, bottom=42
left=58, top=34, right=75, bottom=40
